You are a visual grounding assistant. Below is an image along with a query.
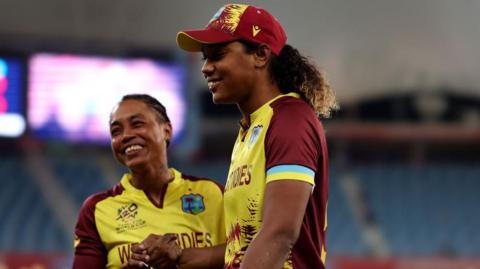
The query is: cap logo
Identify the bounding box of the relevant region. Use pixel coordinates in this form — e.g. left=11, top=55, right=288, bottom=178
left=209, top=4, right=248, bottom=34
left=177, top=4, right=286, bottom=56
left=252, top=25, right=261, bottom=37
left=208, top=6, right=225, bottom=24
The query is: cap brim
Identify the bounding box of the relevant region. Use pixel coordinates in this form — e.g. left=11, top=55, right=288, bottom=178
left=176, top=28, right=239, bottom=52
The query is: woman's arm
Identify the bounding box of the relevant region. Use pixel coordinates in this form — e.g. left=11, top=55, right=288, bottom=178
left=129, top=234, right=225, bottom=269
left=72, top=195, right=108, bottom=269
left=177, top=244, right=226, bottom=269
left=239, top=180, right=312, bottom=269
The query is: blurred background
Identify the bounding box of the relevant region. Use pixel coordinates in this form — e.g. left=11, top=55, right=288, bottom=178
left=1, top=0, right=479, bottom=268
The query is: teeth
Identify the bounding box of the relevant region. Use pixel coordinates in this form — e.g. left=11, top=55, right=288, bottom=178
left=208, top=81, right=219, bottom=89
left=125, top=145, right=143, bottom=154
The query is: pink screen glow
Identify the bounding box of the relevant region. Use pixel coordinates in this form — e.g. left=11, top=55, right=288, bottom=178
left=28, top=53, right=186, bottom=143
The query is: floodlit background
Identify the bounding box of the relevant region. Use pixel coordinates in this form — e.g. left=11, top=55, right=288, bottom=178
left=1, top=1, right=479, bottom=268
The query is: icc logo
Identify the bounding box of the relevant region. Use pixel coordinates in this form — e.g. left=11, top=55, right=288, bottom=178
left=115, top=202, right=146, bottom=233
left=181, top=194, right=205, bottom=215
left=116, top=203, right=138, bottom=222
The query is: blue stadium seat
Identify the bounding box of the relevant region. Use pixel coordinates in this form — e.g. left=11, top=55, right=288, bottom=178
left=355, top=164, right=480, bottom=256
left=3, top=154, right=479, bottom=256
left=327, top=169, right=368, bottom=255
left=47, top=155, right=109, bottom=208
left=0, top=157, right=67, bottom=251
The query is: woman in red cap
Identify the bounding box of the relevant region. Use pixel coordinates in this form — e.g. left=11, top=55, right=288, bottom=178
left=130, top=4, right=337, bottom=269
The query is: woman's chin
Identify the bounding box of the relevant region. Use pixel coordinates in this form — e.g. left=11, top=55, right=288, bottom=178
left=125, top=157, right=148, bottom=171
left=211, top=92, right=223, bottom=104
left=212, top=92, right=234, bottom=104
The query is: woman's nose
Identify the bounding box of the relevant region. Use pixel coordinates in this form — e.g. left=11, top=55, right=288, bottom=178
left=201, top=60, right=214, bottom=78
left=120, top=127, right=135, bottom=144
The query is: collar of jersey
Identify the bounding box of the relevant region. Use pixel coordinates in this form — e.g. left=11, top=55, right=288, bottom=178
left=249, top=92, right=300, bottom=123
left=120, top=168, right=183, bottom=196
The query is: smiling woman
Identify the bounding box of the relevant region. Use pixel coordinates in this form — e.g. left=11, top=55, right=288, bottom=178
left=174, top=4, right=337, bottom=269
left=109, top=96, right=172, bottom=179
left=72, top=94, right=226, bottom=269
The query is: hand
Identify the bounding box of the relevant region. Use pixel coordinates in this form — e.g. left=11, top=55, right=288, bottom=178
left=145, top=234, right=182, bottom=269
left=127, top=242, right=150, bottom=268
left=128, top=234, right=182, bottom=269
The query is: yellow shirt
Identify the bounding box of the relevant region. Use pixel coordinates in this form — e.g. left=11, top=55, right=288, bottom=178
left=74, top=168, right=225, bottom=268
left=224, top=93, right=328, bottom=269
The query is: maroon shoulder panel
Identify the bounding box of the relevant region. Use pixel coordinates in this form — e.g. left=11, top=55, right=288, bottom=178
left=72, top=183, right=125, bottom=269
left=182, top=173, right=225, bottom=193
left=266, top=96, right=329, bottom=269
left=265, top=96, right=322, bottom=171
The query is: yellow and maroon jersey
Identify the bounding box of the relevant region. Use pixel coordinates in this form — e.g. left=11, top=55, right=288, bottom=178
left=73, top=168, right=225, bottom=269
left=224, top=93, right=329, bottom=269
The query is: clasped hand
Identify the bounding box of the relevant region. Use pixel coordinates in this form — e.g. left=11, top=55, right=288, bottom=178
left=127, top=233, right=182, bottom=269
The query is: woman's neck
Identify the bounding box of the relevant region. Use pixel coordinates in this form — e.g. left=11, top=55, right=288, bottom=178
left=238, top=80, right=281, bottom=122
left=130, top=164, right=173, bottom=205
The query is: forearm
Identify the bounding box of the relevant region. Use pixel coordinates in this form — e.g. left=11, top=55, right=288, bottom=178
left=240, top=229, right=297, bottom=269
left=177, top=244, right=225, bottom=269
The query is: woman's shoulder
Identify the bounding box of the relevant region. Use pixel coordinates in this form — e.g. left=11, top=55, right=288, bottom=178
left=268, top=95, right=320, bottom=129
left=179, top=173, right=225, bottom=194
left=270, top=95, right=315, bottom=116
left=80, top=183, right=125, bottom=211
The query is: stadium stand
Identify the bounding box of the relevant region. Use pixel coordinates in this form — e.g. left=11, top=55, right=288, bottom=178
left=0, top=156, right=68, bottom=250
left=356, top=164, right=480, bottom=256
left=328, top=170, right=368, bottom=255
left=47, top=155, right=109, bottom=207
left=2, top=153, right=479, bottom=259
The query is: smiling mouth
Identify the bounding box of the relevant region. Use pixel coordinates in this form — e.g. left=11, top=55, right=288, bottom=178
left=208, top=80, right=221, bottom=90
left=124, top=144, right=144, bottom=154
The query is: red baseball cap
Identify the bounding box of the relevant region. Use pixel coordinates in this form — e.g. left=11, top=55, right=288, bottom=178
left=177, top=4, right=287, bottom=55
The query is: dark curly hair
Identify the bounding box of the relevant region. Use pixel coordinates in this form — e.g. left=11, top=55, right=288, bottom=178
left=241, top=41, right=338, bottom=118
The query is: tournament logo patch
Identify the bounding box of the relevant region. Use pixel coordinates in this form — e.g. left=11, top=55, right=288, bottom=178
left=249, top=125, right=263, bottom=147
left=115, top=202, right=146, bottom=233
left=181, top=194, right=205, bottom=215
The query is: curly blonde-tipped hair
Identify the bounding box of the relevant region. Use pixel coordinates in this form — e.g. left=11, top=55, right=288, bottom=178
left=268, top=44, right=338, bottom=118
left=239, top=42, right=338, bottom=117
left=299, top=63, right=338, bottom=118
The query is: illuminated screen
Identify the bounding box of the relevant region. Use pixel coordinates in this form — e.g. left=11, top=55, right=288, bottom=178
left=0, top=57, right=26, bottom=138
left=28, top=53, right=186, bottom=144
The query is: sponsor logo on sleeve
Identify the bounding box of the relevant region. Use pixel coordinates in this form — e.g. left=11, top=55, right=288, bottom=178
left=74, top=235, right=80, bottom=248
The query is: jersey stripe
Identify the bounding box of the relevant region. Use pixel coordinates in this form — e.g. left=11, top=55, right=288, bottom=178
left=266, top=165, right=315, bottom=184
left=267, top=164, right=315, bottom=176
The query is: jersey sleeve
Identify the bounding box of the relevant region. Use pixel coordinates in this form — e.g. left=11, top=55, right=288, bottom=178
left=265, top=101, right=322, bottom=185
left=72, top=194, right=107, bottom=269
left=215, top=194, right=226, bottom=245
left=209, top=181, right=226, bottom=245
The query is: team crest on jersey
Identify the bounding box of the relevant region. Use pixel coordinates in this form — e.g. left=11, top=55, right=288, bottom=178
left=181, top=194, right=205, bottom=215
left=249, top=125, right=263, bottom=147
left=115, top=203, right=146, bottom=233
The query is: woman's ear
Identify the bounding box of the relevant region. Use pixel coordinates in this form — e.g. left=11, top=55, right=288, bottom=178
left=253, top=44, right=272, bottom=68
left=164, top=122, right=173, bottom=147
